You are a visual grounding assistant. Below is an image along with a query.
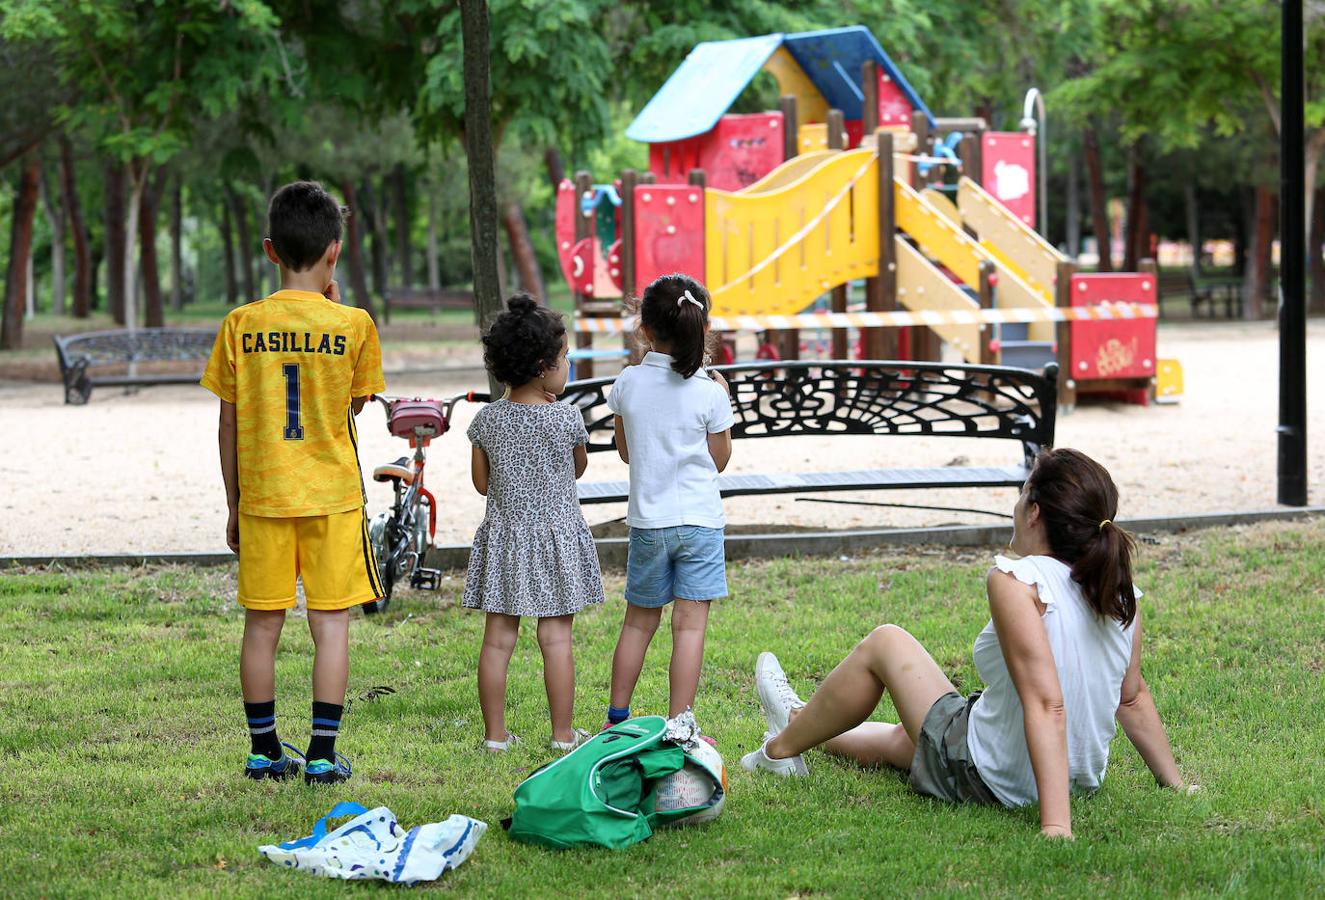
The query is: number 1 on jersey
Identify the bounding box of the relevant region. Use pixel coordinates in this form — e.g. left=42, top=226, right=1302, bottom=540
left=282, top=363, right=305, bottom=440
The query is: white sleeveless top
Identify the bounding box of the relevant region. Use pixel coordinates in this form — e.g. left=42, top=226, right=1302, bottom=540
left=966, top=554, right=1138, bottom=807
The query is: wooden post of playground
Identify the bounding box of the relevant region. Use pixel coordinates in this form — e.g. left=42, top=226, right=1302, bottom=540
left=574, top=169, right=595, bottom=378
left=827, top=109, right=849, bottom=360
left=778, top=95, right=800, bottom=361
left=1055, top=259, right=1077, bottom=410
left=862, top=61, right=879, bottom=132
left=909, top=113, right=940, bottom=362
left=958, top=132, right=982, bottom=188
left=978, top=260, right=996, bottom=365
left=687, top=167, right=721, bottom=363
left=620, top=168, right=642, bottom=364
left=864, top=129, right=897, bottom=360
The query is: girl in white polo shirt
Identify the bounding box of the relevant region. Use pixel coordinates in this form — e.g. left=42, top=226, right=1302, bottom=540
left=603, top=274, right=734, bottom=727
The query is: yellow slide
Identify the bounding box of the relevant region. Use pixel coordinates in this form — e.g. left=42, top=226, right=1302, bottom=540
left=702, top=149, right=1054, bottom=360
left=957, top=176, right=1065, bottom=303
left=896, top=178, right=1056, bottom=342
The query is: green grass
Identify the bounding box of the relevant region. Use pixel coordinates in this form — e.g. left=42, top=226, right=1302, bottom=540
left=2, top=520, right=1323, bottom=897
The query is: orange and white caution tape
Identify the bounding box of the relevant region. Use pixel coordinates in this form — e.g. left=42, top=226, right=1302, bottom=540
left=573, top=302, right=1158, bottom=334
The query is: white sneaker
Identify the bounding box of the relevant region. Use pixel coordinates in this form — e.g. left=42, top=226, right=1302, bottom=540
left=755, top=651, right=804, bottom=737
left=741, top=737, right=808, bottom=777
left=550, top=728, right=591, bottom=752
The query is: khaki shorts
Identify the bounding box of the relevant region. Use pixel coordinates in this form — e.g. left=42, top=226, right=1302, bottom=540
left=908, top=691, right=1001, bottom=806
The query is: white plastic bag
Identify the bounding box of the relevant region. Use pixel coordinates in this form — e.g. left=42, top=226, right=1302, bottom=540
left=259, top=802, right=486, bottom=884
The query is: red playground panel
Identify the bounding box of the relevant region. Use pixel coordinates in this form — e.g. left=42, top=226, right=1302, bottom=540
left=633, top=184, right=705, bottom=289
left=876, top=68, right=913, bottom=128
left=981, top=132, right=1037, bottom=228
left=1069, top=273, right=1157, bottom=382
left=649, top=113, right=785, bottom=192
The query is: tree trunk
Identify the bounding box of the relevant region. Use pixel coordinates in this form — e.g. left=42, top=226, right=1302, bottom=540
left=1244, top=183, right=1277, bottom=320
left=392, top=162, right=412, bottom=287
left=1065, top=147, right=1081, bottom=259
left=227, top=186, right=255, bottom=302
left=339, top=179, right=377, bottom=320
left=220, top=200, right=238, bottom=305
left=60, top=136, right=92, bottom=319
left=170, top=177, right=184, bottom=310
left=544, top=146, right=565, bottom=189
left=1, top=153, right=40, bottom=350
left=1123, top=144, right=1144, bottom=272
left=123, top=162, right=147, bottom=331
left=1304, top=128, right=1325, bottom=245
left=1184, top=181, right=1202, bottom=277
left=1310, top=186, right=1325, bottom=314
left=462, top=0, right=504, bottom=393
left=1235, top=187, right=1252, bottom=276
left=139, top=167, right=167, bottom=328
left=1083, top=126, right=1111, bottom=272
left=426, top=184, right=440, bottom=291
left=503, top=199, right=545, bottom=299
left=361, top=177, right=389, bottom=298
left=39, top=158, right=66, bottom=316
left=104, top=161, right=127, bottom=325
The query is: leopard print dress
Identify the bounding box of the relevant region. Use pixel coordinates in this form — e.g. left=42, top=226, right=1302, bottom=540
left=463, top=399, right=605, bottom=617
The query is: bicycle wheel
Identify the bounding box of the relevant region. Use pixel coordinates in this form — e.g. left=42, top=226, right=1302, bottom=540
left=364, top=511, right=396, bottom=614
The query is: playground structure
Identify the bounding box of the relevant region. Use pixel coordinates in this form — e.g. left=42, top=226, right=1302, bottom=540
left=554, top=27, right=1166, bottom=408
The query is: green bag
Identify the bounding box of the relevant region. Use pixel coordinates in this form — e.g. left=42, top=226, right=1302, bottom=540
left=504, top=716, right=725, bottom=851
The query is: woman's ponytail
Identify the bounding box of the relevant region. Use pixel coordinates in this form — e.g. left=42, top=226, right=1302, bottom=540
left=1070, top=519, right=1138, bottom=627
left=638, top=273, right=713, bottom=378
left=1026, top=448, right=1138, bottom=626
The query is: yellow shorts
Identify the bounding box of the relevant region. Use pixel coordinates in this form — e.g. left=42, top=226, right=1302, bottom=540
left=237, top=508, right=384, bottom=611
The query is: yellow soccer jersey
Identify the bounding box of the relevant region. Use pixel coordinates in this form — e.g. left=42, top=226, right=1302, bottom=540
left=201, top=289, right=386, bottom=517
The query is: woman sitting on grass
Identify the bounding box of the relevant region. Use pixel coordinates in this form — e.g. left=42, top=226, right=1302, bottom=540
left=742, top=448, right=1193, bottom=838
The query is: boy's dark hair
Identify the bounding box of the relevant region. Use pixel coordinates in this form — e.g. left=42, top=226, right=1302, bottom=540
left=482, top=293, right=566, bottom=387
left=266, top=181, right=344, bottom=272
left=1025, top=448, right=1137, bottom=626
left=638, top=273, right=712, bottom=378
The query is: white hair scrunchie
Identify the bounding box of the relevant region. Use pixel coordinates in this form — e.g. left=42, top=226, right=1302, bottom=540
left=677, top=289, right=703, bottom=310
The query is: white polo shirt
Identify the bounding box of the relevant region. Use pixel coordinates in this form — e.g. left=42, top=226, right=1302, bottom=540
left=605, top=352, right=734, bottom=529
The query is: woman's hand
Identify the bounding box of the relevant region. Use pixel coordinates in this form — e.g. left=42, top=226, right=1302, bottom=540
left=1040, top=824, right=1074, bottom=840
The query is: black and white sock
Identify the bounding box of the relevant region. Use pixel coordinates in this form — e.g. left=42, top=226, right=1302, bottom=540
left=244, top=700, right=282, bottom=760
left=307, top=701, right=343, bottom=762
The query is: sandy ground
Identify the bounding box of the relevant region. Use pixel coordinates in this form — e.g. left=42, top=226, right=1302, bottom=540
left=1, top=319, right=1321, bottom=556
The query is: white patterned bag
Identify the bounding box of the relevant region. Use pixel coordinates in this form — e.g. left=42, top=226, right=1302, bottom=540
left=260, top=802, right=486, bottom=884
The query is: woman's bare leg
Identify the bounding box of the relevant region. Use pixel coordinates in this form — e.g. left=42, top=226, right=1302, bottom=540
left=822, top=721, right=915, bottom=769
left=766, top=625, right=954, bottom=764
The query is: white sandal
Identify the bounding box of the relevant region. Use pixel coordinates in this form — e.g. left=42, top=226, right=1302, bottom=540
left=549, top=728, right=591, bottom=752
left=482, top=732, right=522, bottom=752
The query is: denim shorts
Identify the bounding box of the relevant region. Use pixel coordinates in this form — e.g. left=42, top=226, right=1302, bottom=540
left=624, top=526, right=728, bottom=608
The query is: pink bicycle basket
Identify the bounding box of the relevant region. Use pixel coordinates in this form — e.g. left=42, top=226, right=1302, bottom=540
left=387, top=399, right=447, bottom=439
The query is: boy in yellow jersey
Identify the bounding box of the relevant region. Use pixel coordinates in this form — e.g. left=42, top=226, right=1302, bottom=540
left=201, top=181, right=386, bottom=785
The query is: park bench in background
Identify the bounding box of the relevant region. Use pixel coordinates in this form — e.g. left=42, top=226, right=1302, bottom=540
left=53, top=328, right=216, bottom=405
left=382, top=287, right=475, bottom=323
left=562, top=361, right=1058, bottom=505
left=1157, top=269, right=1242, bottom=319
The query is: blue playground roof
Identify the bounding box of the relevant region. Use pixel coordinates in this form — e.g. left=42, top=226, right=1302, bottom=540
left=625, top=26, right=936, bottom=144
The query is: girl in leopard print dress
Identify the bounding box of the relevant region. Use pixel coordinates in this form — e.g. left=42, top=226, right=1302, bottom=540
left=463, top=293, right=604, bottom=753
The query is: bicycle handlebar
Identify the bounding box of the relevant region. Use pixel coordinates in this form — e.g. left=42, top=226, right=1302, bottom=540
left=368, top=390, right=491, bottom=419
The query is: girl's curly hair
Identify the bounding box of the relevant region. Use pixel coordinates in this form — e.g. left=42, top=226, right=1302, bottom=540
left=482, top=292, right=566, bottom=387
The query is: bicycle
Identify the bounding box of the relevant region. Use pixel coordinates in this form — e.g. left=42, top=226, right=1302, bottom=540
left=363, top=390, right=488, bottom=614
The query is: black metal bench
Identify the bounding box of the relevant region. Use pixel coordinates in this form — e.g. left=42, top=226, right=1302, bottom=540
left=53, top=328, right=217, bottom=405
left=563, top=361, right=1058, bottom=504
